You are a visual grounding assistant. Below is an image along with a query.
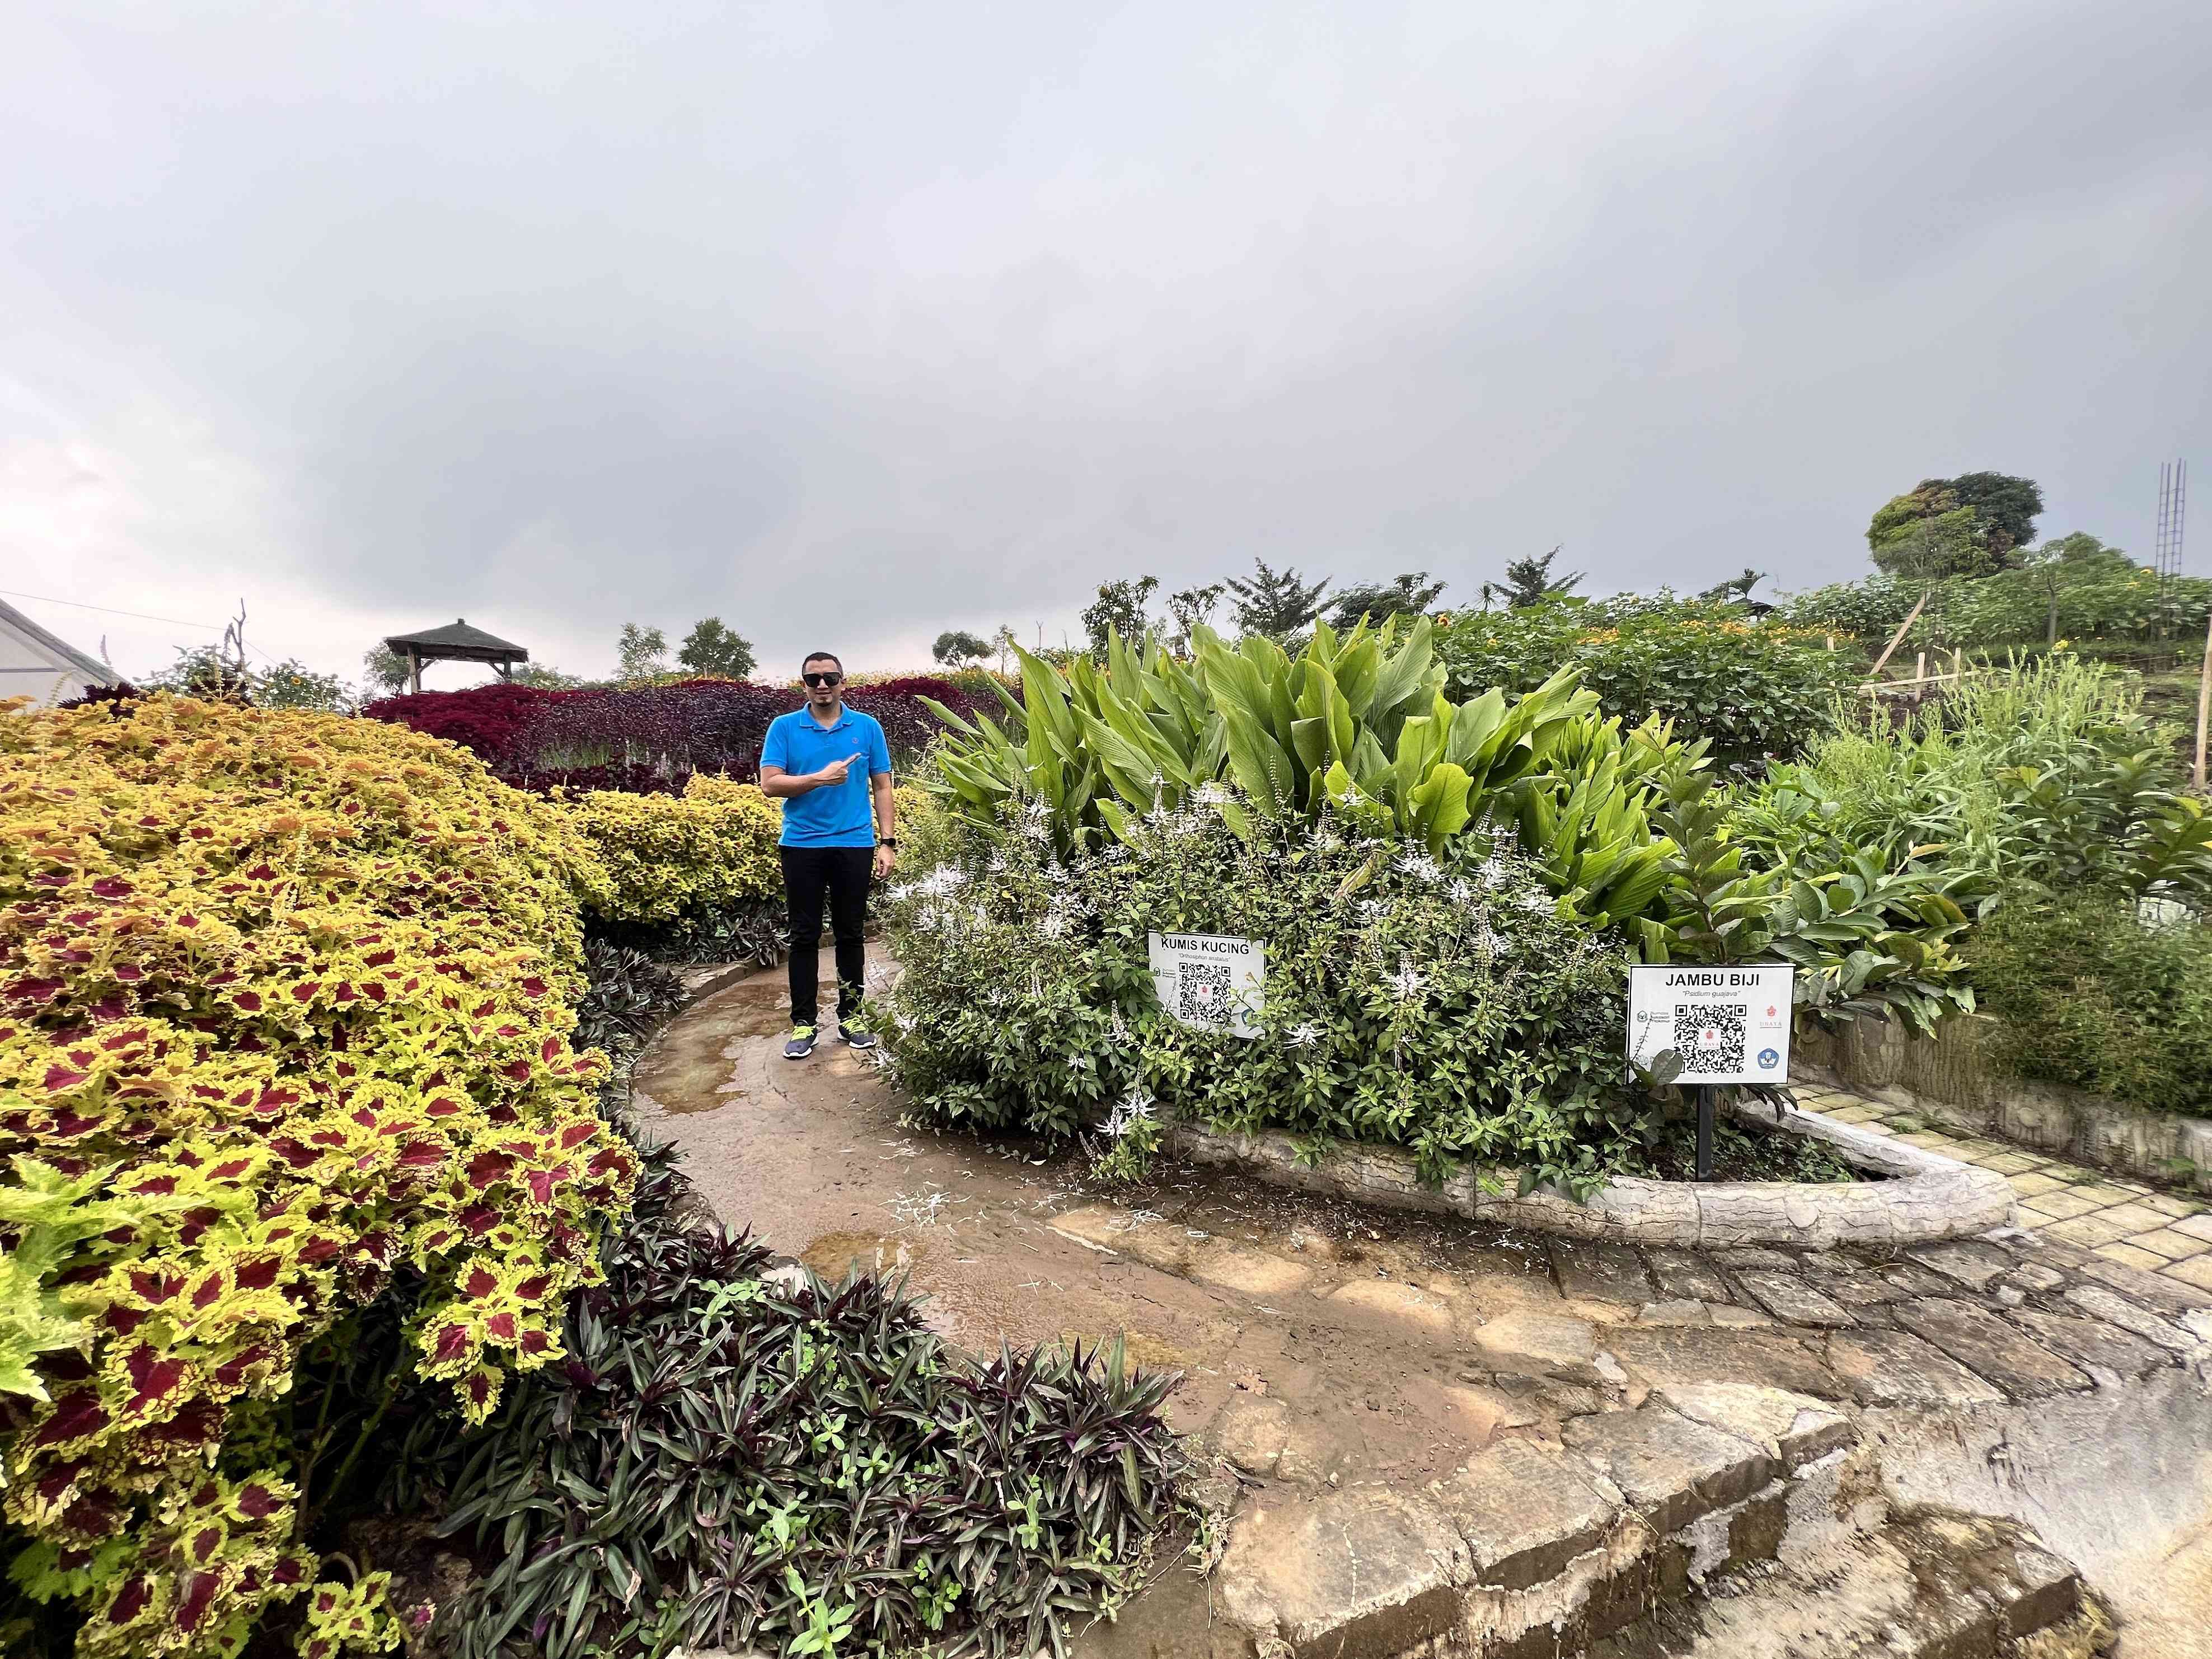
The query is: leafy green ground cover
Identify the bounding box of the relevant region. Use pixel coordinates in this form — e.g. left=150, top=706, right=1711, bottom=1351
left=1433, top=597, right=1855, bottom=768
left=382, top=1129, right=1184, bottom=1659
left=1969, top=897, right=2212, bottom=1116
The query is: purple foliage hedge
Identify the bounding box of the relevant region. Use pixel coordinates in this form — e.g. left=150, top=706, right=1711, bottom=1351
left=362, top=676, right=992, bottom=795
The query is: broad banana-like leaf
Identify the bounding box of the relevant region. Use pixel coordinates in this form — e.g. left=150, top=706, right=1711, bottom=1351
left=1360, top=616, right=1436, bottom=720
left=917, top=695, right=981, bottom=738
left=1222, top=708, right=1296, bottom=813
left=1406, top=763, right=1474, bottom=853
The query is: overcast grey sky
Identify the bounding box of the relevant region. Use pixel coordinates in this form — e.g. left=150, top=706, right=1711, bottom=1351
left=4, top=1, right=2208, bottom=687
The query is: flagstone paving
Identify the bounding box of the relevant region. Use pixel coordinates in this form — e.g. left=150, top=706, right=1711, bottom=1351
left=1789, top=1085, right=2212, bottom=1297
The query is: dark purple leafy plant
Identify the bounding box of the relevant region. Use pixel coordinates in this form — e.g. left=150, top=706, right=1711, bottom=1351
left=364, top=677, right=998, bottom=795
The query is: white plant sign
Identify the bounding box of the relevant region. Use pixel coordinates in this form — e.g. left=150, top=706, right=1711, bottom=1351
left=1627, top=964, right=1794, bottom=1085
left=1148, top=932, right=1265, bottom=1038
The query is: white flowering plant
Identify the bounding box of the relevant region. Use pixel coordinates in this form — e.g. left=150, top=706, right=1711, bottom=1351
left=877, top=798, right=1653, bottom=1196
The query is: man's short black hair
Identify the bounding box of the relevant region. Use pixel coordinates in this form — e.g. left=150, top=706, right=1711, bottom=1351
left=800, top=651, right=843, bottom=673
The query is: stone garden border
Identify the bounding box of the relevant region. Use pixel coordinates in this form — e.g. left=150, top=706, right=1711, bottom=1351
left=1162, top=1100, right=2016, bottom=1248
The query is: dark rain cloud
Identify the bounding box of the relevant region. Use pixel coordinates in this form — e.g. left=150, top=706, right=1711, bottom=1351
left=3, top=0, right=2207, bottom=679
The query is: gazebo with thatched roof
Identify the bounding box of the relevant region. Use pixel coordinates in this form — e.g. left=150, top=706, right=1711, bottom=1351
left=383, top=619, right=529, bottom=696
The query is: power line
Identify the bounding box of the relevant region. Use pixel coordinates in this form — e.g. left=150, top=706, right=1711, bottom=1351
left=2, top=588, right=299, bottom=672
left=0, top=588, right=223, bottom=632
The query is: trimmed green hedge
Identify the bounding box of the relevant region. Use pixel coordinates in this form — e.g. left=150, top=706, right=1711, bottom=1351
left=1969, top=896, right=2212, bottom=1117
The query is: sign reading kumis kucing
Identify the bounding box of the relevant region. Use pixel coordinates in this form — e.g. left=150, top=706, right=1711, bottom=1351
left=1147, top=931, right=1266, bottom=1038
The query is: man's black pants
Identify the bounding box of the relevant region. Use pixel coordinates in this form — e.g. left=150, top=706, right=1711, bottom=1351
left=781, top=845, right=873, bottom=1029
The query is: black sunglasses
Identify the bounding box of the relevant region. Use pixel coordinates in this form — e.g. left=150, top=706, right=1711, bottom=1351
left=803, top=672, right=843, bottom=687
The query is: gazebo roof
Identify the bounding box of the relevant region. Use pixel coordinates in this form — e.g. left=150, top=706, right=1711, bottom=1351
left=382, top=619, right=529, bottom=663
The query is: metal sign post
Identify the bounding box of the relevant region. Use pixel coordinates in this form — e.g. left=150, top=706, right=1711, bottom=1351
left=1694, top=1084, right=1716, bottom=1182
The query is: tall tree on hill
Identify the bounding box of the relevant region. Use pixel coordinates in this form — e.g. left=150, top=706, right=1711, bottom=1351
left=1482, top=547, right=1584, bottom=610
left=932, top=629, right=992, bottom=667
left=1324, top=571, right=1445, bottom=632
left=1224, top=559, right=1330, bottom=639
left=678, top=616, right=757, bottom=679
left=1867, top=472, right=2043, bottom=578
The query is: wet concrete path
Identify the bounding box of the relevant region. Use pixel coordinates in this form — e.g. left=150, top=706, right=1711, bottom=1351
left=628, top=963, right=2212, bottom=1514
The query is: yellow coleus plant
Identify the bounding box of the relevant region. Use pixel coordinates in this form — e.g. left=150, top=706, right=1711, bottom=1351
left=0, top=695, right=631, bottom=1658
left=564, top=772, right=782, bottom=924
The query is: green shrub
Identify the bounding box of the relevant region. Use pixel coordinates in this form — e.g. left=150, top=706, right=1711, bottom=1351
left=1728, top=657, right=2212, bottom=905
left=882, top=803, right=1654, bottom=1195
left=564, top=774, right=783, bottom=925
left=1969, top=898, right=2212, bottom=1116
left=1433, top=599, right=1857, bottom=767
left=0, top=696, right=631, bottom=1659
left=393, top=1130, right=1185, bottom=1659
left=1780, top=563, right=2212, bottom=652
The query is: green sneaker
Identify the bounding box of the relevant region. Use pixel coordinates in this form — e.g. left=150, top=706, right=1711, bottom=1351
left=783, top=1025, right=818, bottom=1060
left=838, top=1018, right=877, bottom=1050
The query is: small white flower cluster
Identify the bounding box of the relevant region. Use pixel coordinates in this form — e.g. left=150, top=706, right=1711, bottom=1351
left=1387, top=959, right=1427, bottom=1001
left=1192, top=781, right=1231, bottom=807
left=1284, top=1020, right=1323, bottom=1049
left=1104, top=1088, right=1156, bottom=1139
left=1396, top=849, right=1445, bottom=884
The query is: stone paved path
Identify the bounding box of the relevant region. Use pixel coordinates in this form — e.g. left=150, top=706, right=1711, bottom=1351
left=1791, top=1084, right=2212, bottom=1297
left=634, top=971, right=2212, bottom=1655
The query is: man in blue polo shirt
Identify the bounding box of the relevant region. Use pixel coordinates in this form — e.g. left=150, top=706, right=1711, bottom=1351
left=759, top=651, right=897, bottom=1058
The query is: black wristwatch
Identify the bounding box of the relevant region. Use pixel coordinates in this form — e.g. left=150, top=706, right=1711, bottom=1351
left=880, top=837, right=899, bottom=850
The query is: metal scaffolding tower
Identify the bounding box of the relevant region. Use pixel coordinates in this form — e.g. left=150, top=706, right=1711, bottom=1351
left=2155, top=458, right=2187, bottom=593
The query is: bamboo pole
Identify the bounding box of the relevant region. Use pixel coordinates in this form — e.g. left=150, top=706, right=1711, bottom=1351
left=2195, top=602, right=2211, bottom=791
left=1866, top=592, right=1929, bottom=681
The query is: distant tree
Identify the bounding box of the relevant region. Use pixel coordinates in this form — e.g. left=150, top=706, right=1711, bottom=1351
left=1224, top=559, right=1330, bottom=639
left=1697, top=568, right=1766, bottom=604
left=254, top=659, right=353, bottom=712
left=617, top=622, right=671, bottom=682
left=1163, top=583, right=1226, bottom=652
left=2033, top=531, right=2128, bottom=568
left=990, top=624, right=1019, bottom=673
left=1324, top=571, right=1445, bottom=633
left=2024, top=532, right=2133, bottom=646
left=510, top=662, right=587, bottom=689
left=1482, top=547, right=1584, bottom=610
left=1867, top=472, right=2042, bottom=577
left=144, top=645, right=254, bottom=703
left=677, top=616, right=756, bottom=679
left=1081, top=576, right=1160, bottom=655
left=362, top=644, right=410, bottom=695
left=932, top=629, right=992, bottom=667
left=1948, top=472, right=2044, bottom=554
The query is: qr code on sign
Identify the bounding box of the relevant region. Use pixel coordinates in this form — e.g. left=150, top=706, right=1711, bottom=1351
left=1673, top=1004, right=1748, bottom=1076
left=1178, top=963, right=1233, bottom=1024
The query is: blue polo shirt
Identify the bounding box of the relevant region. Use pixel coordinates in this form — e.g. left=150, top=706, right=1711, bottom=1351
left=760, top=707, right=892, bottom=847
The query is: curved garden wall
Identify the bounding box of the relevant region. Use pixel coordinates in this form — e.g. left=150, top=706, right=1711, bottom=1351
left=1795, top=1017, right=2212, bottom=1197
left=1162, top=1100, right=2016, bottom=1249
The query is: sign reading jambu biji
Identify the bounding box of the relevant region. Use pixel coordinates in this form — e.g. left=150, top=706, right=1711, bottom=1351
left=1626, top=964, right=1794, bottom=1085
left=1147, top=932, right=1266, bottom=1038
